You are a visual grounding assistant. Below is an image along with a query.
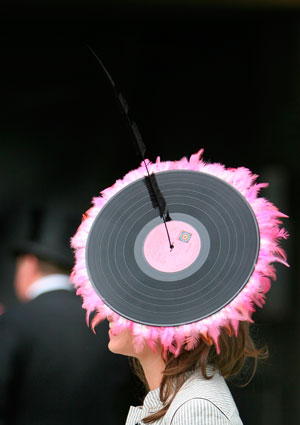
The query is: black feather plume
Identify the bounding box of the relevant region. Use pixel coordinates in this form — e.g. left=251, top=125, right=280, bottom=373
left=87, top=46, right=146, bottom=159
left=144, top=174, right=167, bottom=218
left=88, top=47, right=173, bottom=247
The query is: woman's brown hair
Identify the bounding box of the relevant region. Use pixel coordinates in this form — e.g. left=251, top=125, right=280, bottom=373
left=131, top=322, right=267, bottom=423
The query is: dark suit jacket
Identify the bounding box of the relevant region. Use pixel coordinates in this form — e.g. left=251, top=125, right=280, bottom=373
left=0, top=289, right=137, bottom=425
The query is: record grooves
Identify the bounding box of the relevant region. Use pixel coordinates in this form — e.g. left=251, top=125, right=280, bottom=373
left=86, top=170, right=260, bottom=326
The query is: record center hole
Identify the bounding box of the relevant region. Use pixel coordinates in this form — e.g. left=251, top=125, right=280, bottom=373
left=143, top=220, right=201, bottom=273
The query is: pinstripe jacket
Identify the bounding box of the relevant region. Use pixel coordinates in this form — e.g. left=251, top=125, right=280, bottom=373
left=125, top=368, right=243, bottom=425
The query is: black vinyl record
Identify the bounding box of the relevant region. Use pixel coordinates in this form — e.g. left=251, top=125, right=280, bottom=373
left=86, top=170, right=260, bottom=326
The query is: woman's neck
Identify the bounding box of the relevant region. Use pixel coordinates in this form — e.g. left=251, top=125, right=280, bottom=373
left=138, top=347, right=165, bottom=391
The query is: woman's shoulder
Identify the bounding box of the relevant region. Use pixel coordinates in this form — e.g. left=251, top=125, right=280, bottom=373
left=166, top=398, right=234, bottom=425
left=164, top=369, right=243, bottom=425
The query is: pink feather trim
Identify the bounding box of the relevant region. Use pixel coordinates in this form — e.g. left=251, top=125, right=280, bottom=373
left=70, top=150, right=288, bottom=355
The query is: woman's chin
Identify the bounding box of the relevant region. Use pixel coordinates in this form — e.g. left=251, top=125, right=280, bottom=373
left=108, top=339, right=129, bottom=355
left=108, top=332, right=119, bottom=354
left=108, top=328, right=136, bottom=356
left=108, top=340, right=118, bottom=354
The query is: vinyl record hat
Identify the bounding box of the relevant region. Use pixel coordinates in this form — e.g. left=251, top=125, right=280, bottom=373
left=70, top=52, right=288, bottom=355
left=71, top=150, right=288, bottom=354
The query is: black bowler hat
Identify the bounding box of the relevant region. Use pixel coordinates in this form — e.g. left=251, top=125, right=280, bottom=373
left=14, top=207, right=79, bottom=270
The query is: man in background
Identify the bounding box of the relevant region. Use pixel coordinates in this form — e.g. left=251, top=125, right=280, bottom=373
left=0, top=208, right=136, bottom=425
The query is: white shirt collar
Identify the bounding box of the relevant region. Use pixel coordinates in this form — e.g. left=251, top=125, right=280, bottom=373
left=26, top=274, right=73, bottom=300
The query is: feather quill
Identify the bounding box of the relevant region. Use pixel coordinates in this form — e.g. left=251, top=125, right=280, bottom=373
left=88, top=46, right=172, bottom=245
left=144, top=174, right=166, bottom=218
left=87, top=46, right=146, bottom=159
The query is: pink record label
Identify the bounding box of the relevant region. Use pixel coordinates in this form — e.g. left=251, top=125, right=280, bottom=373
left=143, top=221, right=201, bottom=273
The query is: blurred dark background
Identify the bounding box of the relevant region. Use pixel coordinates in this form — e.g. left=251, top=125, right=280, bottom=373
left=0, top=1, right=299, bottom=424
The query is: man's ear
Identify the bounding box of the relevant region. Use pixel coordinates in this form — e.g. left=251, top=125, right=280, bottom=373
left=14, top=254, right=41, bottom=301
